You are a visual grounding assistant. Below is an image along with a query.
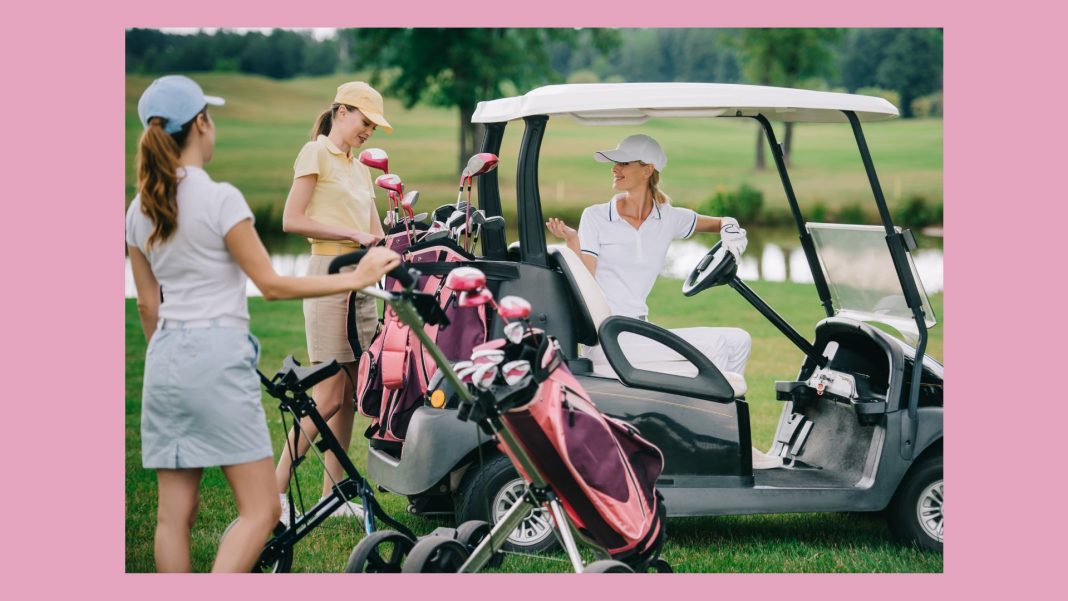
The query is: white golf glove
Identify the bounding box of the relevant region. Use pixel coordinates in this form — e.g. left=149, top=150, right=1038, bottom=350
left=720, top=217, right=748, bottom=260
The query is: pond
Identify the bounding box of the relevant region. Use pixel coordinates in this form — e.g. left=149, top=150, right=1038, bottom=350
left=125, top=228, right=944, bottom=298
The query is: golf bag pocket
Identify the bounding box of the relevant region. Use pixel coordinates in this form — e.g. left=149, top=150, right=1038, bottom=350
left=380, top=322, right=410, bottom=390
left=356, top=335, right=384, bottom=418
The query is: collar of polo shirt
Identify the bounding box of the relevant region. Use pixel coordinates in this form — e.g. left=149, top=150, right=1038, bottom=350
left=608, top=195, right=663, bottom=222
left=318, top=134, right=353, bottom=160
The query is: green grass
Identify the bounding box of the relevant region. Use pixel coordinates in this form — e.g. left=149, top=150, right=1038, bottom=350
left=126, top=72, right=943, bottom=229
left=125, top=278, right=943, bottom=573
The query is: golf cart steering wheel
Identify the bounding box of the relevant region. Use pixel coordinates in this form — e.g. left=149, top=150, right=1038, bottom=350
left=682, top=241, right=737, bottom=297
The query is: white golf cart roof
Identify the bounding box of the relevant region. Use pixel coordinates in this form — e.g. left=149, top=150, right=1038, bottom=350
left=472, top=82, right=899, bottom=125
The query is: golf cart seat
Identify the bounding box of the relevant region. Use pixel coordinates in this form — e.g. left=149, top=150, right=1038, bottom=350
left=548, top=245, right=747, bottom=397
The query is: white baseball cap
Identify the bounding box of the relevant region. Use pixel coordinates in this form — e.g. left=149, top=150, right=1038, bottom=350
left=594, top=134, right=667, bottom=171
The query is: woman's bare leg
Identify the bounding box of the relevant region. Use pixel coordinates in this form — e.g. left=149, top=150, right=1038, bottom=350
left=213, top=457, right=280, bottom=572
left=154, top=468, right=203, bottom=572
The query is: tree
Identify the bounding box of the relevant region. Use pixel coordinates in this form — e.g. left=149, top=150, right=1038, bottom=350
left=877, top=29, right=943, bottom=118
left=348, top=28, right=620, bottom=169
left=732, top=29, right=842, bottom=169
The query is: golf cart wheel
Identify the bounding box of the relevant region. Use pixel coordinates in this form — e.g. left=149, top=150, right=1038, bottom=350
left=454, top=453, right=557, bottom=553
left=401, top=537, right=470, bottom=573
left=220, top=518, right=293, bottom=573
left=456, top=520, right=504, bottom=569
left=583, top=560, right=634, bottom=573
left=887, top=454, right=943, bottom=553
left=344, top=530, right=416, bottom=573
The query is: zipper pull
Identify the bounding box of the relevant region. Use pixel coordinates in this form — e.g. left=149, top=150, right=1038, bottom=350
left=562, top=390, right=575, bottom=427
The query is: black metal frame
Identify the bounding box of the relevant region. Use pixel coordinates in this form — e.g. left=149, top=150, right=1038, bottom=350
left=253, top=360, right=417, bottom=571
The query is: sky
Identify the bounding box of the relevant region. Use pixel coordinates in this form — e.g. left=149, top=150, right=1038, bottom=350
left=158, top=27, right=337, bottom=40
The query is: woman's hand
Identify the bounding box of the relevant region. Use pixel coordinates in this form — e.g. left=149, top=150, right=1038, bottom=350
left=349, top=230, right=384, bottom=248
left=347, top=247, right=401, bottom=290
left=546, top=218, right=578, bottom=242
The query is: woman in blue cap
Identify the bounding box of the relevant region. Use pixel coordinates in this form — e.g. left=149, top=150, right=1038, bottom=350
left=546, top=134, right=752, bottom=375
left=126, top=75, right=400, bottom=572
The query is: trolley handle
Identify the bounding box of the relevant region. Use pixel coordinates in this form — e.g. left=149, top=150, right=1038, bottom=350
left=327, top=249, right=417, bottom=289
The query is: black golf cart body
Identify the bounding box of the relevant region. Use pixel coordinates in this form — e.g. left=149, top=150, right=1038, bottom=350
left=366, top=83, right=943, bottom=550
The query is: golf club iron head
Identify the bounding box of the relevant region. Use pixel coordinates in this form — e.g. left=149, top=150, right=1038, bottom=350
left=472, top=364, right=499, bottom=391
left=358, top=148, right=388, bottom=173
left=501, top=360, right=532, bottom=386
left=503, top=321, right=526, bottom=345
left=401, top=190, right=419, bottom=213
left=471, top=348, right=506, bottom=366
left=456, top=364, right=481, bottom=384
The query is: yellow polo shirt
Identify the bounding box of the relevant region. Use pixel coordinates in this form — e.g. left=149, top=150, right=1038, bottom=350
left=293, top=135, right=376, bottom=248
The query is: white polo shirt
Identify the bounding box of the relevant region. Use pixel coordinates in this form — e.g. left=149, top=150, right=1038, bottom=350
left=126, top=166, right=253, bottom=322
left=578, top=195, right=697, bottom=318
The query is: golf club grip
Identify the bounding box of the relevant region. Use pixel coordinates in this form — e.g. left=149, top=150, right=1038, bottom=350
left=328, top=250, right=416, bottom=288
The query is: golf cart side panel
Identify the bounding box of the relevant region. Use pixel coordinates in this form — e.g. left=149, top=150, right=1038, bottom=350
left=578, top=375, right=752, bottom=481
left=367, top=407, right=487, bottom=496
left=912, top=407, right=943, bottom=461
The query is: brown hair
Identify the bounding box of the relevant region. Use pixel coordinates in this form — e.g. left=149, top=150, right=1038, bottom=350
left=311, top=103, right=358, bottom=139
left=136, top=111, right=201, bottom=249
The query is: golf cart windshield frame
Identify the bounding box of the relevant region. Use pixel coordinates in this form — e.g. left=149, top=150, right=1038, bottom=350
left=474, top=89, right=932, bottom=459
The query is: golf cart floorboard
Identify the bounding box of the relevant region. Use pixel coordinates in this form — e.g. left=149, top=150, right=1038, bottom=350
left=752, top=466, right=857, bottom=489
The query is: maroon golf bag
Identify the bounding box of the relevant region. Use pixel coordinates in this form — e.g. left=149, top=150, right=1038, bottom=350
left=495, top=335, right=667, bottom=565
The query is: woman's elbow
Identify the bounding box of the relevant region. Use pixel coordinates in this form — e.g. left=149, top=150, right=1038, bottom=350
left=135, top=300, right=157, bottom=319
left=281, top=216, right=297, bottom=234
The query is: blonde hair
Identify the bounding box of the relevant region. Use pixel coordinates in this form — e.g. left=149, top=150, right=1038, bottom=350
left=646, top=165, right=670, bottom=205
left=136, top=112, right=200, bottom=249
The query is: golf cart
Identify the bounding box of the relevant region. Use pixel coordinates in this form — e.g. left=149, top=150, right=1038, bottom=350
left=366, top=83, right=944, bottom=554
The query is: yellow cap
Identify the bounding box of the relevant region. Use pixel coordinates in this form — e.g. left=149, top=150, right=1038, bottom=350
left=334, top=81, right=393, bottom=133
left=429, top=389, right=446, bottom=409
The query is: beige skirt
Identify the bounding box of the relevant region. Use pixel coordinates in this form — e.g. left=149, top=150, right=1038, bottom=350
left=303, top=255, right=379, bottom=364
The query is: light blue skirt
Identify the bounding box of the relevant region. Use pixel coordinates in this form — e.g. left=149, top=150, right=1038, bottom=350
left=140, top=326, right=273, bottom=469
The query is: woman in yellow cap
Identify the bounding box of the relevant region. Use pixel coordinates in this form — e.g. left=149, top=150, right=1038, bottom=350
left=274, top=82, right=394, bottom=518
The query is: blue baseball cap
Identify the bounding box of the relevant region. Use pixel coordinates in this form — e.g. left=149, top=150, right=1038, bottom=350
left=137, top=75, right=225, bottom=134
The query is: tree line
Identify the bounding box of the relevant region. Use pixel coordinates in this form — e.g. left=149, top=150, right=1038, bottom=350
left=127, top=28, right=941, bottom=168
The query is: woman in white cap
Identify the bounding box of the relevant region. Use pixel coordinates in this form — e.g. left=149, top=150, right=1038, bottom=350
left=273, top=82, right=394, bottom=519
left=546, top=133, right=752, bottom=375
left=126, top=75, right=401, bottom=571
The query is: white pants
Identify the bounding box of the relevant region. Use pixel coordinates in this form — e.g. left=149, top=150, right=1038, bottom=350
left=585, top=326, right=752, bottom=375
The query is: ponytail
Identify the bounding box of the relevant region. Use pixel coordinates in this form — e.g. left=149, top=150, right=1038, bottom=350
left=310, top=103, right=360, bottom=140
left=136, top=112, right=199, bottom=249
left=648, top=168, right=670, bottom=205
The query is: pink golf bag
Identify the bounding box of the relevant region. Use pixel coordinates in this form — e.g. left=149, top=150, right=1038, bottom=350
left=353, top=233, right=489, bottom=443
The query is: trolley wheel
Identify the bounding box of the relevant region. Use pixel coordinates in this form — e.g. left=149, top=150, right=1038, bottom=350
left=583, top=559, right=634, bottom=573
left=220, top=518, right=293, bottom=573
left=401, top=537, right=470, bottom=573
left=344, top=530, right=416, bottom=573
left=455, top=520, right=504, bottom=569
